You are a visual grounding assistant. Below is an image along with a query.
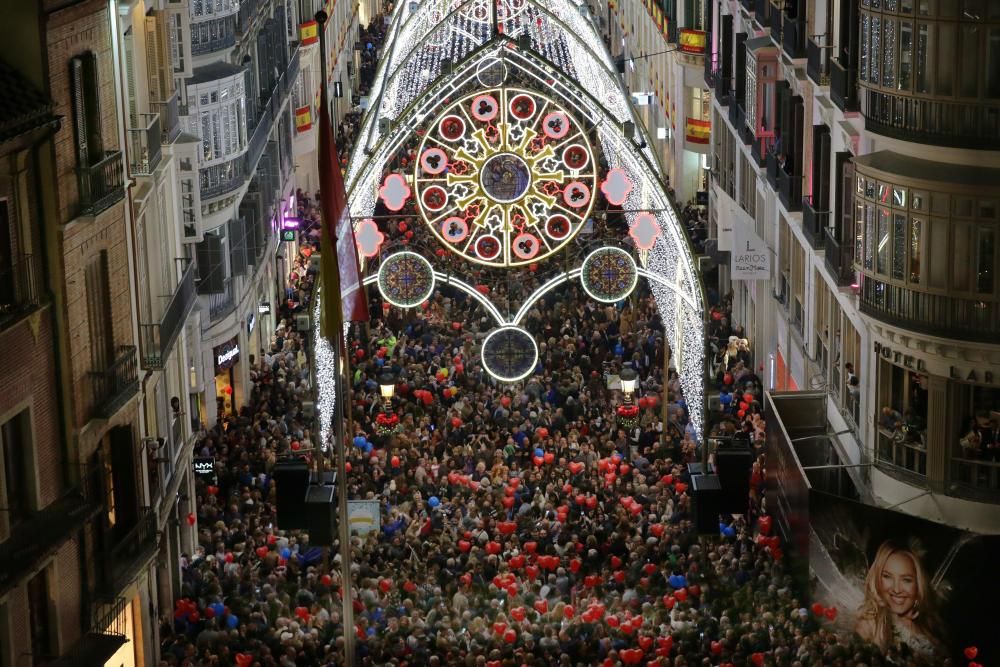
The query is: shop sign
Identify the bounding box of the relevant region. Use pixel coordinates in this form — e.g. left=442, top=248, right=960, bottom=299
left=282, top=229, right=296, bottom=242
left=193, top=457, right=216, bottom=479
left=731, top=225, right=770, bottom=280
left=950, top=367, right=997, bottom=384
left=215, top=339, right=240, bottom=372
left=873, top=341, right=928, bottom=372
left=259, top=302, right=272, bottom=314
left=247, top=312, right=256, bottom=336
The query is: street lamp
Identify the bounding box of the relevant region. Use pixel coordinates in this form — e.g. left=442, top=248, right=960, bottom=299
left=376, top=373, right=400, bottom=436
left=619, top=367, right=638, bottom=400
left=617, top=367, right=639, bottom=428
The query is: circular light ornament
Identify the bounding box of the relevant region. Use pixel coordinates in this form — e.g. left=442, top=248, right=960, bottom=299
left=414, top=87, right=596, bottom=267
left=580, top=247, right=639, bottom=304
left=420, top=148, right=448, bottom=175
left=481, top=326, right=539, bottom=382
left=377, top=251, right=436, bottom=308
left=476, top=57, right=508, bottom=87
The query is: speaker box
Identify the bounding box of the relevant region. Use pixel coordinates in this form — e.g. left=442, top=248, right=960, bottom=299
left=273, top=460, right=310, bottom=529
left=687, top=462, right=705, bottom=477
left=691, top=474, right=723, bottom=534
left=715, top=447, right=753, bottom=514
left=304, top=484, right=337, bottom=546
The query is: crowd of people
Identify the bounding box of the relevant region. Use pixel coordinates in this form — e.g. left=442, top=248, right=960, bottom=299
left=158, top=10, right=935, bottom=667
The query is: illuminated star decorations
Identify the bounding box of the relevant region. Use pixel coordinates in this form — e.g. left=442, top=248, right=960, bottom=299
left=481, top=326, right=538, bottom=382
left=355, top=218, right=386, bottom=258
left=580, top=247, right=639, bottom=303
left=414, top=87, right=596, bottom=267
left=628, top=212, right=661, bottom=251
left=379, top=173, right=411, bottom=211
left=377, top=251, right=436, bottom=308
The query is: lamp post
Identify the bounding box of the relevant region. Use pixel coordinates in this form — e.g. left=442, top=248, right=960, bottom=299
left=375, top=373, right=400, bottom=436
left=617, top=367, right=640, bottom=429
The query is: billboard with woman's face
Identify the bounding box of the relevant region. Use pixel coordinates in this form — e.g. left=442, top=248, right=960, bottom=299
left=809, top=490, right=1000, bottom=665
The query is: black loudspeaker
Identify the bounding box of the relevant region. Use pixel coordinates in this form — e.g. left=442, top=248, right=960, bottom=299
left=273, top=460, right=310, bottom=529
left=691, top=474, right=723, bottom=534
left=687, top=462, right=705, bottom=477
left=715, top=446, right=753, bottom=514
left=304, top=484, right=337, bottom=546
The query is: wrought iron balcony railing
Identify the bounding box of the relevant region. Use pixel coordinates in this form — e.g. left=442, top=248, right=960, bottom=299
left=77, top=151, right=125, bottom=217
left=139, top=261, right=196, bottom=369
left=127, top=112, right=162, bottom=175
left=801, top=196, right=829, bottom=249
left=0, top=253, right=40, bottom=330
left=806, top=36, right=830, bottom=86
left=830, top=58, right=858, bottom=112
left=88, top=345, right=139, bottom=420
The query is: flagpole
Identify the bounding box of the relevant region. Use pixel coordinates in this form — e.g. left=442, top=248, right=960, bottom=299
left=315, top=10, right=356, bottom=666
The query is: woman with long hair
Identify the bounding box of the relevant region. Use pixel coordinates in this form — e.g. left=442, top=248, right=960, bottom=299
left=854, top=540, right=945, bottom=658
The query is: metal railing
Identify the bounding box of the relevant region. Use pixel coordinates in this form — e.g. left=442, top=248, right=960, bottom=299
left=728, top=100, right=745, bottom=135
left=950, top=457, right=1000, bottom=504
left=92, top=597, right=128, bottom=637
left=190, top=17, right=236, bottom=55
left=766, top=149, right=779, bottom=189
left=876, top=428, right=927, bottom=478
left=0, top=253, right=40, bottom=330
left=77, top=151, right=125, bottom=216
left=714, top=74, right=732, bottom=106
left=830, top=58, right=858, bottom=111
left=801, top=196, right=829, bottom=249
left=102, top=507, right=158, bottom=593
left=861, top=89, right=1000, bottom=149
left=754, top=0, right=769, bottom=26
left=807, top=36, right=830, bottom=86
left=778, top=169, right=802, bottom=211
left=752, top=135, right=774, bottom=167
left=769, top=3, right=782, bottom=43
left=152, top=91, right=181, bottom=143
left=782, top=14, right=805, bottom=58
left=823, top=228, right=855, bottom=286
left=208, top=278, right=236, bottom=321
left=859, top=275, right=1000, bottom=343
left=127, top=112, right=162, bottom=175
left=139, top=261, right=197, bottom=369
left=88, top=346, right=139, bottom=420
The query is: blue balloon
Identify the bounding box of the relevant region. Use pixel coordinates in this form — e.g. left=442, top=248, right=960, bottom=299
left=367, top=626, right=376, bottom=636
left=720, top=393, right=732, bottom=405
left=366, top=42, right=373, bottom=49
left=362, top=442, right=373, bottom=454
left=210, top=602, right=225, bottom=617
left=614, top=344, right=624, bottom=356
left=668, top=574, right=688, bottom=589
left=280, top=547, right=291, bottom=559
left=227, top=614, right=239, bottom=628
left=376, top=357, right=385, bottom=367
left=354, top=436, right=366, bottom=447
left=366, top=441, right=374, bottom=448
left=723, top=526, right=735, bottom=538
left=534, top=447, right=544, bottom=457
left=428, top=496, right=440, bottom=508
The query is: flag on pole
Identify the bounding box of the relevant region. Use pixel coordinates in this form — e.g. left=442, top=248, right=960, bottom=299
left=318, top=88, right=369, bottom=341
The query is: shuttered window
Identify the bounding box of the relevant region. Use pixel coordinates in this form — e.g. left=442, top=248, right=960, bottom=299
left=70, top=52, right=103, bottom=168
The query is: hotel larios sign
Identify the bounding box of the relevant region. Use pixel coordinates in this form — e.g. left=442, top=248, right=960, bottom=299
left=874, top=341, right=997, bottom=384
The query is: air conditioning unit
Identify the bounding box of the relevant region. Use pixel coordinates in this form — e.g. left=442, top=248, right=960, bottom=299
left=295, top=313, right=311, bottom=331
left=302, top=401, right=315, bottom=418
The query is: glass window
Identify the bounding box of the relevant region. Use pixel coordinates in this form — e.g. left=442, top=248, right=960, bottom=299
left=953, top=224, right=971, bottom=290
left=911, top=190, right=926, bottom=210
left=978, top=228, right=995, bottom=293
left=865, top=204, right=876, bottom=270
left=884, top=20, right=896, bottom=88
left=931, top=193, right=949, bottom=214
left=857, top=175, right=866, bottom=195
left=866, top=178, right=877, bottom=199
left=954, top=197, right=974, bottom=217
left=901, top=0, right=913, bottom=11
left=989, top=29, right=1000, bottom=98
left=861, top=14, right=870, bottom=82
left=892, top=213, right=906, bottom=279
left=878, top=182, right=891, bottom=204
left=899, top=21, right=913, bottom=90
left=960, top=25, right=980, bottom=98
left=937, top=23, right=955, bottom=95
left=877, top=207, right=891, bottom=274
left=918, top=0, right=930, bottom=14
left=916, top=23, right=930, bottom=93
left=893, top=187, right=907, bottom=207
left=871, top=17, right=882, bottom=85
left=910, top=217, right=922, bottom=283
left=980, top=200, right=997, bottom=219
left=856, top=201, right=866, bottom=265
left=929, top=219, right=949, bottom=287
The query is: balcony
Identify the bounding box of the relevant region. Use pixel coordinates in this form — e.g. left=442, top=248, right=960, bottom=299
left=0, top=253, right=40, bottom=330
left=77, top=151, right=125, bottom=217
left=208, top=278, right=236, bottom=321
left=806, top=36, right=830, bottom=86
left=781, top=14, right=805, bottom=59
left=126, top=112, right=162, bottom=176
left=822, top=228, right=854, bottom=286
left=861, top=89, right=1000, bottom=150
left=766, top=149, right=779, bottom=190
left=830, top=58, right=858, bottom=111
left=152, top=91, right=181, bottom=143
left=777, top=169, right=802, bottom=211
left=752, top=135, right=774, bottom=168
left=139, top=261, right=196, bottom=369
left=0, top=468, right=101, bottom=597
left=950, top=457, right=1000, bottom=504
left=859, top=275, right=1000, bottom=344
left=714, top=74, right=732, bottom=106
left=768, top=5, right=782, bottom=44
left=876, top=428, right=927, bottom=481
left=99, top=507, right=159, bottom=598
left=754, top=0, right=769, bottom=26
left=190, top=16, right=236, bottom=56
left=49, top=598, right=129, bottom=667
left=801, top=196, right=829, bottom=249
left=89, top=346, right=140, bottom=420
left=728, top=100, right=745, bottom=135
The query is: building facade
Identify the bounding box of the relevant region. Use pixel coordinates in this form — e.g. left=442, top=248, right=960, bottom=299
left=701, top=0, right=1000, bottom=532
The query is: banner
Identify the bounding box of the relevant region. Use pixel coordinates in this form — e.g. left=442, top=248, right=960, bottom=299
left=294, top=105, right=312, bottom=132
left=685, top=116, right=710, bottom=144
left=679, top=29, right=707, bottom=54
left=809, top=490, right=1000, bottom=664
left=731, top=222, right=770, bottom=279
left=347, top=500, right=381, bottom=535
left=299, top=20, right=318, bottom=45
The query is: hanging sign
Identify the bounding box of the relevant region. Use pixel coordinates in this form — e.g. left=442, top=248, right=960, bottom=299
left=731, top=224, right=771, bottom=280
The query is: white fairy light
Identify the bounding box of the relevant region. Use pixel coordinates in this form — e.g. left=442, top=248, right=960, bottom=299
left=313, top=287, right=336, bottom=452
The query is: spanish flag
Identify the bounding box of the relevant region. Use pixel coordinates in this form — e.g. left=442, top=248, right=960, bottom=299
left=686, top=117, right=711, bottom=144
left=300, top=20, right=319, bottom=45
left=295, top=105, right=312, bottom=132
left=679, top=29, right=707, bottom=54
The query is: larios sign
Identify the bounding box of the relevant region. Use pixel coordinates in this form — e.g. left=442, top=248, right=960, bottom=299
left=731, top=224, right=770, bottom=280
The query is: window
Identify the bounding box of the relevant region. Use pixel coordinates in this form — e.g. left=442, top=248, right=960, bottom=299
left=85, top=251, right=114, bottom=373
left=27, top=569, right=52, bottom=665
left=910, top=217, right=922, bottom=282
left=70, top=53, right=103, bottom=168
left=988, top=29, right=1000, bottom=98
left=977, top=227, right=995, bottom=293
left=0, top=410, right=30, bottom=528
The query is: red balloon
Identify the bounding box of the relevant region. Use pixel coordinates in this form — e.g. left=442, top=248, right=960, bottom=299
left=533, top=599, right=548, bottom=614
left=378, top=579, right=392, bottom=593
left=188, top=611, right=200, bottom=623
left=543, top=452, right=554, bottom=464
left=321, top=574, right=333, bottom=586
left=451, top=417, right=462, bottom=428
left=737, top=409, right=746, bottom=418
left=458, top=540, right=471, bottom=552
left=723, top=373, right=733, bottom=385
left=186, top=512, right=196, bottom=526
left=503, top=629, right=517, bottom=644
left=510, top=606, right=526, bottom=622
left=824, top=606, right=838, bottom=621
left=501, top=396, right=511, bottom=407
left=564, top=604, right=575, bottom=619
left=224, top=552, right=234, bottom=563
left=485, top=541, right=502, bottom=555
left=524, top=541, right=537, bottom=554
left=390, top=455, right=400, bottom=467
